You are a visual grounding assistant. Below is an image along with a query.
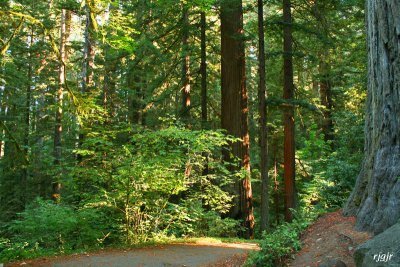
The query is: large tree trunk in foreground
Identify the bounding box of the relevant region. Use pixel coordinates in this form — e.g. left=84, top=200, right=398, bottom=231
left=344, top=0, right=400, bottom=235
left=221, top=0, right=254, bottom=239
left=282, top=0, right=297, bottom=223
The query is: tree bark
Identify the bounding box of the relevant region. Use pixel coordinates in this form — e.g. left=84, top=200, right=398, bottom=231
left=319, top=58, right=334, bottom=142
left=200, top=11, right=209, bottom=176
left=0, top=84, right=5, bottom=159
left=200, top=11, right=207, bottom=127
left=344, top=0, right=400, bottom=235
left=53, top=9, right=71, bottom=202
left=82, top=2, right=95, bottom=93
left=283, top=0, right=297, bottom=223
left=221, top=0, right=254, bottom=239
left=22, top=26, right=34, bottom=207
left=258, top=0, right=269, bottom=233
left=181, top=5, right=191, bottom=122
left=311, top=2, right=334, bottom=143
left=78, top=2, right=95, bottom=162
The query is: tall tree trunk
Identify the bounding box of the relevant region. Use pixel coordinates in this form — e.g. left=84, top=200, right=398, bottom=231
left=258, top=0, right=269, bottom=233
left=53, top=9, right=71, bottom=202
left=319, top=58, right=334, bottom=142
left=273, top=140, right=280, bottom=225
left=78, top=2, right=95, bottom=162
left=200, top=11, right=207, bottom=127
left=127, top=71, right=144, bottom=125
left=22, top=26, right=34, bottom=207
left=311, top=2, right=334, bottom=143
left=82, top=3, right=95, bottom=92
left=200, top=11, right=209, bottom=176
left=282, top=0, right=297, bottom=222
left=0, top=85, right=5, bottom=159
left=221, top=0, right=254, bottom=239
left=103, top=3, right=117, bottom=120
left=181, top=5, right=191, bottom=122
left=344, top=0, right=400, bottom=235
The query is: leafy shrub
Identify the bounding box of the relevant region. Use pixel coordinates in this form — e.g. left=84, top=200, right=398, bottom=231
left=246, top=212, right=316, bottom=267
left=72, top=124, right=241, bottom=243
left=297, top=117, right=363, bottom=210
left=0, top=198, right=114, bottom=262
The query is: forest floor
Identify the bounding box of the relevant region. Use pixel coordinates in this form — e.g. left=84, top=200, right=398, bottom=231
left=289, top=210, right=372, bottom=267
left=4, top=242, right=259, bottom=267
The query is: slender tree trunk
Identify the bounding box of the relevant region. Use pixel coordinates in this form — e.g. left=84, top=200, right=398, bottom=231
left=78, top=2, right=95, bottom=162
left=311, top=3, right=334, bottom=143
left=200, top=11, right=207, bottom=127
left=319, top=58, right=334, bottom=142
left=200, top=11, right=209, bottom=176
left=127, top=72, right=143, bottom=125
left=283, top=0, right=297, bottom=222
left=181, top=5, right=191, bottom=122
left=103, top=57, right=117, bottom=120
left=221, top=0, right=254, bottom=239
left=82, top=3, right=95, bottom=92
left=22, top=26, right=34, bottom=206
left=103, top=3, right=117, bottom=120
left=53, top=9, right=70, bottom=202
left=0, top=85, right=5, bottom=159
left=273, top=141, right=280, bottom=225
left=258, top=0, right=269, bottom=233
left=344, top=0, right=400, bottom=234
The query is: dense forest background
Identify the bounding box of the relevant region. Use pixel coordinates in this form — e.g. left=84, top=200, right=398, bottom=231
left=0, top=0, right=369, bottom=264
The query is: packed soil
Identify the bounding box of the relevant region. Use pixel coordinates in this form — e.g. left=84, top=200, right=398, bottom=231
left=5, top=242, right=259, bottom=267
left=289, top=210, right=372, bottom=267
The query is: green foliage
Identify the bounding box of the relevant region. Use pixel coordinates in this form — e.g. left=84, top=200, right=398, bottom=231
left=296, top=112, right=363, bottom=210
left=70, top=123, right=240, bottom=244
left=246, top=211, right=317, bottom=267
left=0, top=198, right=115, bottom=262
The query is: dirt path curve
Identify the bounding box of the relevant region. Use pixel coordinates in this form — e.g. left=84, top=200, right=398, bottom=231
left=6, top=243, right=259, bottom=267
left=289, top=210, right=371, bottom=267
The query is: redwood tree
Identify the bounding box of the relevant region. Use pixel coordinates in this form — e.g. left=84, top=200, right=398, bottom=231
left=283, top=0, right=297, bottom=222
left=344, top=0, right=400, bottom=234
left=257, top=0, right=269, bottom=233
left=220, top=0, right=254, bottom=239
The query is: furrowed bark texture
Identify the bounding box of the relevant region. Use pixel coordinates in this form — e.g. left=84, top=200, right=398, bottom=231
left=283, top=0, right=297, bottom=223
left=344, top=0, right=400, bottom=235
left=221, top=0, right=254, bottom=239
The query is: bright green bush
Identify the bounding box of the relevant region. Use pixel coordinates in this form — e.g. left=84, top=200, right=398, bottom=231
left=246, top=212, right=316, bottom=267
left=71, top=124, right=241, bottom=243
left=0, top=198, right=114, bottom=262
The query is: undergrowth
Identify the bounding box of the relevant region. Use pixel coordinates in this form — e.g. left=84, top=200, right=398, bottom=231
left=246, top=210, right=321, bottom=267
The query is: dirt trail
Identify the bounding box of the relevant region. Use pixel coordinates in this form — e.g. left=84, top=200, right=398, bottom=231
left=289, top=210, right=371, bottom=267
left=5, top=243, right=259, bottom=267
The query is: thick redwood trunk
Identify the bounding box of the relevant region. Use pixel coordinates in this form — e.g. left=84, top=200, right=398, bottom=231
left=283, top=0, right=297, bottom=223
left=221, top=0, right=254, bottom=239
left=344, top=0, right=400, bottom=234
left=257, top=0, right=269, bottom=233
